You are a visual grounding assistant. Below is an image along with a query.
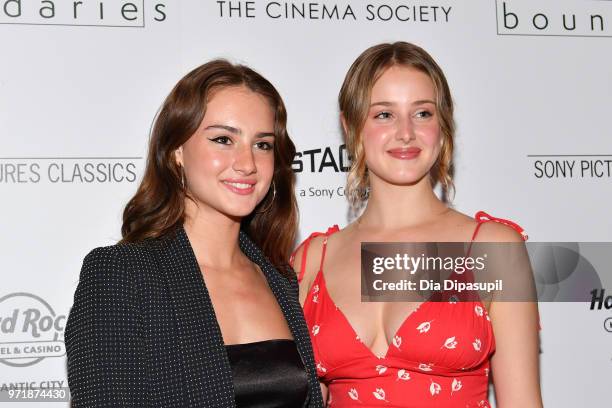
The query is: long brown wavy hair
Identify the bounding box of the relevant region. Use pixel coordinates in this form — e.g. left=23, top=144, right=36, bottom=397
left=339, top=42, right=456, bottom=207
left=121, top=59, right=298, bottom=275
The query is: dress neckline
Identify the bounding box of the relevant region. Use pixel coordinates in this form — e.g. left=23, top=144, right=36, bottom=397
left=224, top=338, right=295, bottom=348
left=314, top=268, right=432, bottom=360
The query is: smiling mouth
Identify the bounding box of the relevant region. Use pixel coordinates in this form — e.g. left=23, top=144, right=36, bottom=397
left=223, top=181, right=253, bottom=189
left=387, top=147, right=421, bottom=159
left=222, top=180, right=256, bottom=195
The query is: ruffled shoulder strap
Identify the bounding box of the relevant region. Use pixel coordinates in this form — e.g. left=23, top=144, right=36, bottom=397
left=471, top=210, right=528, bottom=241
left=291, top=225, right=340, bottom=283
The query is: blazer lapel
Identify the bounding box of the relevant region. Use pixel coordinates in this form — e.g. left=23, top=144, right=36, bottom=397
left=154, top=227, right=235, bottom=407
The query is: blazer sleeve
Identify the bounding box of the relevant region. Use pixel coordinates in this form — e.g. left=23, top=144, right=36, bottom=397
left=65, top=246, right=147, bottom=407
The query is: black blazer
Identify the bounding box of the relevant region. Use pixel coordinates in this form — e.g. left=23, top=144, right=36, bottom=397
left=65, top=226, right=324, bottom=407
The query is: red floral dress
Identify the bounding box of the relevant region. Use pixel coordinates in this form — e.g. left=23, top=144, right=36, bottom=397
left=293, top=212, right=528, bottom=407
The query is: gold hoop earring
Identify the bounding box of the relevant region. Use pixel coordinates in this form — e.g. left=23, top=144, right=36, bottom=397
left=256, top=181, right=276, bottom=214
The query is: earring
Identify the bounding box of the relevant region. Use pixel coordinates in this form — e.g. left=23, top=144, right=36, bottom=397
left=256, top=181, right=276, bottom=214
left=180, top=166, right=185, bottom=190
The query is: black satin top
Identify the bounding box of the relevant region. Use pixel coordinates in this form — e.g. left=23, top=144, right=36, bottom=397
left=225, top=339, right=309, bottom=407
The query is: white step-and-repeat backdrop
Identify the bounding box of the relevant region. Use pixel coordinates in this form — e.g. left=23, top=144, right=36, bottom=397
left=1, top=0, right=611, bottom=406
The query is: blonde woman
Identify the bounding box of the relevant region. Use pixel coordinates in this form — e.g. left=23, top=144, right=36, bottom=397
left=292, top=42, right=542, bottom=407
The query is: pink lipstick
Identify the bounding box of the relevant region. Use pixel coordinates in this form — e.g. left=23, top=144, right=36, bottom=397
left=387, top=147, right=421, bottom=160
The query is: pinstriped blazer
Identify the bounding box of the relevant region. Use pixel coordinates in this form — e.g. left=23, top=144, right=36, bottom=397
left=65, top=226, right=324, bottom=407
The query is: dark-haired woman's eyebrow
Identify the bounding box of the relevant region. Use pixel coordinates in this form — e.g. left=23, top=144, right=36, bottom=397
left=255, top=132, right=276, bottom=138
left=205, top=124, right=241, bottom=134
left=204, top=125, right=274, bottom=139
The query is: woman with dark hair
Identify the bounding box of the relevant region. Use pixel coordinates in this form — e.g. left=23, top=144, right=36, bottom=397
left=65, top=59, right=323, bottom=407
left=292, top=42, right=542, bottom=407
